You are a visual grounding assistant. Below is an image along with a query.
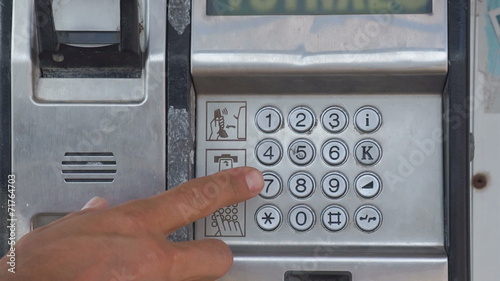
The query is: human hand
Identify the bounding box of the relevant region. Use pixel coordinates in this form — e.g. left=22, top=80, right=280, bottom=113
left=0, top=167, right=264, bottom=281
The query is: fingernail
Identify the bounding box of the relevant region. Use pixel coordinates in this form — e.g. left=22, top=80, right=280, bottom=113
left=82, top=197, right=106, bottom=210
left=245, top=169, right=264, bottom=193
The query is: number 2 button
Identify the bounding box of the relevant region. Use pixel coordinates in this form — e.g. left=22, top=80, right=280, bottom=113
left=289, top=107, right=315, bottom=133
left=256, top=139, right=283, bottom=166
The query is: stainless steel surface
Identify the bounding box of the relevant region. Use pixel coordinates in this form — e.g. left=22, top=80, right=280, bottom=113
left=192, top=0, right=448, bottom=94
left=12, top=0, right=167, bottom=238
left=195, top=94, right=444, bottom=248
left=225, top=249, right=447, bottom=281
left=193, top=1, right=447, bottom=279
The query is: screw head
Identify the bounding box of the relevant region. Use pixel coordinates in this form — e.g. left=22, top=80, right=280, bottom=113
left=472, top=173, right=488, bottom=189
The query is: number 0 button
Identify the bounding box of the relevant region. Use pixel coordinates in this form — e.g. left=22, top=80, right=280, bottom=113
left=289, top=107, right=316, bottom=133
left=288, top=172, right=315, bottom=199
left=289, top=205, right=315, bottom=232
left=322, top=139, right=349, bottom=166
left=256, top=107, right=283, bottom=133
left=256, top=139, right=283, bottom=166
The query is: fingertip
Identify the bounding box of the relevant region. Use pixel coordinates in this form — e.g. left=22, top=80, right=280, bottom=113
left=244, top=168, right=264, bottom=194
left=81, top=197, right=108, bottom=210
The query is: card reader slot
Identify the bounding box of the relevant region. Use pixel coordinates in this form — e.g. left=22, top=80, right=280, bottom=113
left=35, top=0, right=142, bottom=78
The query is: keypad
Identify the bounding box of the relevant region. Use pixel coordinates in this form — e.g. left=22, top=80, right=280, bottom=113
left=254, top=105, right=384, bottom=234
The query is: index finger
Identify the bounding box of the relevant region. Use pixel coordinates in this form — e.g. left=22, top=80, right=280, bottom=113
left=123, top=167, right=264, bottom=235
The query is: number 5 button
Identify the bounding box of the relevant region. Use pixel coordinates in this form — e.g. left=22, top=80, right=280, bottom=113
left=289, top=139, right=315, bottom=166
left=256, top=139, right=283, bottom=166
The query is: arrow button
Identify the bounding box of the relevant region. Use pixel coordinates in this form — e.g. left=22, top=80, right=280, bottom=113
left=355, top=172, right=382, bottom=199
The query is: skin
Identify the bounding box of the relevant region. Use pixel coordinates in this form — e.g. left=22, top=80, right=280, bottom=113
left=0, top=167, right=264, bottom=281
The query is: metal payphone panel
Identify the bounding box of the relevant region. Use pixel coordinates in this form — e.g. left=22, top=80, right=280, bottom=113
left=192, top=0, right=448, bottom=280
left=11, top=0, right=167, bottom=237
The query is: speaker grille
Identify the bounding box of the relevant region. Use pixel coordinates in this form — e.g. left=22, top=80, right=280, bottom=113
left=62, top=152, right=117, bottom=183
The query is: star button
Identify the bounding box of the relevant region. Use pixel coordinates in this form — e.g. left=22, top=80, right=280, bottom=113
left=262, top=212, right=275, bottom=225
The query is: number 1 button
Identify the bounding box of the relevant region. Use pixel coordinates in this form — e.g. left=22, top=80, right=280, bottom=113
left=256, top=139, right=283, bottom=166
left=256, top=107, right=283, bottom=133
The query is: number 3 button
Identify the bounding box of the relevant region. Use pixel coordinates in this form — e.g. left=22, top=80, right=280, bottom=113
left=321, top=107, right=348, bottom=133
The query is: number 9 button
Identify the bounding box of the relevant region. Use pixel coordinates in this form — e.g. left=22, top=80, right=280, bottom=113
left=321, top=172, right=348, bottom=199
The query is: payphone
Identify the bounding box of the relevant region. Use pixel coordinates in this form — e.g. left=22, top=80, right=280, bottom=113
left=9, top=0, right=167, bottom=237
left=0, top=0, right=470, bottom=279
left=192, top=0, right=468, bottom=280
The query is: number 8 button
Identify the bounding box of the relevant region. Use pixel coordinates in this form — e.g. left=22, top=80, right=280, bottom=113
left=288, top=172, right=315, bottom=199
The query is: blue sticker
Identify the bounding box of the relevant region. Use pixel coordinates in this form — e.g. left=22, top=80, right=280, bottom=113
left=486, top=1, right=500, bottom=76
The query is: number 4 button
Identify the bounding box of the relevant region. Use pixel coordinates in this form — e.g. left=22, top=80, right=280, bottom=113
left=256, top=139, right=283, bottom=166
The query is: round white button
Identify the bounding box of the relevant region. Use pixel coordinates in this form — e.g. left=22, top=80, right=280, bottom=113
left=288, top=107, right=316, bottom=133
left=321, top=139, right=349, bottom=166
left=355, top=106, right=382, bottom=133
left=355, top=172, right=382, bottom=199
left=256, top=205, right=282, bottom=231
left=355, top=205, right=382, bottom=232
left=288, top=172, right=315, bottom=199
left=256, top=139, right=283, bottom=166
left=260, top=172, right=283, bottom=199
left=321, top=172, right=349, bottom=199
left=288, top=139, right=316, bottom=166
left=354, top=139, right=382, bottom=166
left=321, top=205, right=349, bottom=232
left=321, top=107, right=349, bottom=133
left=289, top=205, right=315, bottom=232
left=256, top=107, right=282, bottom=133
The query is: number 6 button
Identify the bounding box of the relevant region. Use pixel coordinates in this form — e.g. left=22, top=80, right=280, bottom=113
left=256, top=139, right=283, bottom=166
left=322, top=139, right=349, bottom=166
